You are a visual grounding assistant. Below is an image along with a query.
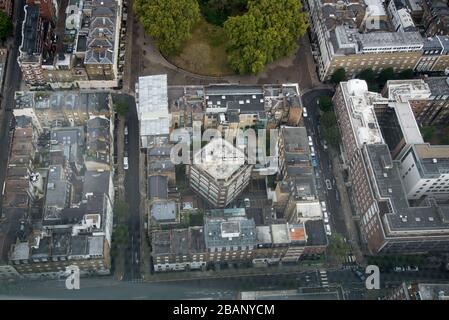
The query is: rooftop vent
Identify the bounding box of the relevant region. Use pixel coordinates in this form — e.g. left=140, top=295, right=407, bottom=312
left=383, top=172, right=388, bottom=178
left=415, top=217, right=421, bottom=222
left=433, top=158, right=438, bottom=163
left=429, top=217, right=434, bottom=221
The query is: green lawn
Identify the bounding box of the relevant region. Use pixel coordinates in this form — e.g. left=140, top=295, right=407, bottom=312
left=169, top=17, right=233, bottom=76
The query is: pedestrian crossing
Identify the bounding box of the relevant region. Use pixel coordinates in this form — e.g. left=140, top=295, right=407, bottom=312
left=319, top=270, right=329, bottom=287
left=344, top=253, right=357, bottom=265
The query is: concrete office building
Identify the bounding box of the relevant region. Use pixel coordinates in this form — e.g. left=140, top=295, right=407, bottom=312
left=333, top=79, right=449, bottom=254
left=383, top=77, right=449, bottom=126
left=188, top=138, right=252, bottom=208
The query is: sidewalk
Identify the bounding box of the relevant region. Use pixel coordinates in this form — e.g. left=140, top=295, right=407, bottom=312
left=111, top=115, right=126, bottom=280
left=139, top=146, right=151, bottom=280
left=331, top=154, right=365, bottom=265
left=142, top=262, right=341, bottom=283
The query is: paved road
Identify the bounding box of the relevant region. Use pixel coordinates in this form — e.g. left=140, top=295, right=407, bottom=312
left=121, top=94, right=142, bottom=281
left=3, top=267, right=449, bottom=299
left=300, top=89, right=348, bottom=239
left=0, top=0, right=25, bottom=211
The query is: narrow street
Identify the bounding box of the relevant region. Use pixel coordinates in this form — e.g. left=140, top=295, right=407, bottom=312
left=121, top=94, right=142, bottom=281
left=301, top=89, right=348, bottom=237
left=301, top=89, right=365, bottom=265
left=0, top=0, right=25, bottom=211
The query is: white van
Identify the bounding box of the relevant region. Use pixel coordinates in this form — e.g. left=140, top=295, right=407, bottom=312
left=310, top=146, right=315, bottom=157
left=124, top=156, right=129, bottom=170
left=308, top=136, right=313, bottom=146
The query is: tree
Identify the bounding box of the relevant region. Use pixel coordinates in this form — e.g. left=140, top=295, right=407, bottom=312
left=323, top=125, right=341, bottom=148
left=319, top=96, right=332, bottom=112
left=114, top=225, right=129, bottom=249
left=357, top=68, right=375, bottom=83
left=114, top=199, right=129, bottom=225
left=320, top=111, right=337, bottom=128
left=224, top=0, right=308, bottom=74
left=441, top=135, right=449, bottom=145
left=115, top=99, right=129, bottom=117
left=327, top=233, right=351, bottom=265
left=331, top=68, right=346, bottom=85
left=378, top=67, right=395, bottom=84
left=134, top=0, right=200, bottom=56
left=0, top=11, right=12, bottom=41
left=398, top=69, right=414, bottom=80
left=199, top=0, right=248, bottom=26
left=421, top=125, right=436, bottom=142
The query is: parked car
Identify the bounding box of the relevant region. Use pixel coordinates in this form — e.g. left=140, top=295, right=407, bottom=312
left=308, top=136, right=313, bottom=146
left=124, top=157, right=129, bottom=170
left=407, top=266, right=419, bottom=272
left=124, top=125, right=129, bottom=135
left=325, top=179, right=332, bottom=190
left=303, top=107, right=308, bottom=117
left=355, top=270, right=366, bottom=281
left=321, top=201, right=327, bottom=211
left=325, top=224, right=331, bottom=236
left=323, top=211, right=329, bottom=224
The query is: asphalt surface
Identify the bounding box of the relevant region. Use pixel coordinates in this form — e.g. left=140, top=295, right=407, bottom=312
left=121, top=94, right=142, bottom=281
left=0, top=0, right=25, bottom=211
left=3, top=267, right=449, bottom=299
left=300, top=89, right=348, bottom=239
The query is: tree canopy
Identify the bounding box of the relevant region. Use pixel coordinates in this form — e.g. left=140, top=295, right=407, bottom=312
left=378, top=67, right=395, bottom=84
left=357, top=68, right=375, bottom=83
left=115, top=99, right=129, bottom=117
left=199, top=0, right=248, bottom=26
left=223, top=0, right=308, bottom=74
left=320, top=111, right=337, bottom=128
left=398, top=69, right=414, bottom=80
left=0, top=11, right=12, bottom=41
left=327, top=233, right=351, bottom=265
left=331, top=68, right=347, bottom=85
left=421, top=125, right=436, bottom=142
left=319, top=96, right=333, bottom=112
left=134, top=0, right=200, bottom=56
left=320, top=111, right=340, bottom=147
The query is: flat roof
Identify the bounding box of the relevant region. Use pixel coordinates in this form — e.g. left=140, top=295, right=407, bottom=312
left=137, top=75, right=170, bottom=137
left=193, top=138, right=247, bottom=180
left=205, top=85, right=264, bottom=112
left=271, top=224, right=290, bottom=244
left=391, top=101, right=424, bottom=145
left=204, top=217, right=257, bottom=248
left=151, top=200, right=177, bottom=223
left=341, top=81, right=385, bottom=146
left=413, top=144, right=449, bottom=175
left=305, top=220, right=328, bottom=246
left=366, top=144, right=449, bottom=231
left=83, top=170, right=111, bottom=197
left=256, top=226, right=272, bottom=245
left=288, top=224, right=306, bottom=242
